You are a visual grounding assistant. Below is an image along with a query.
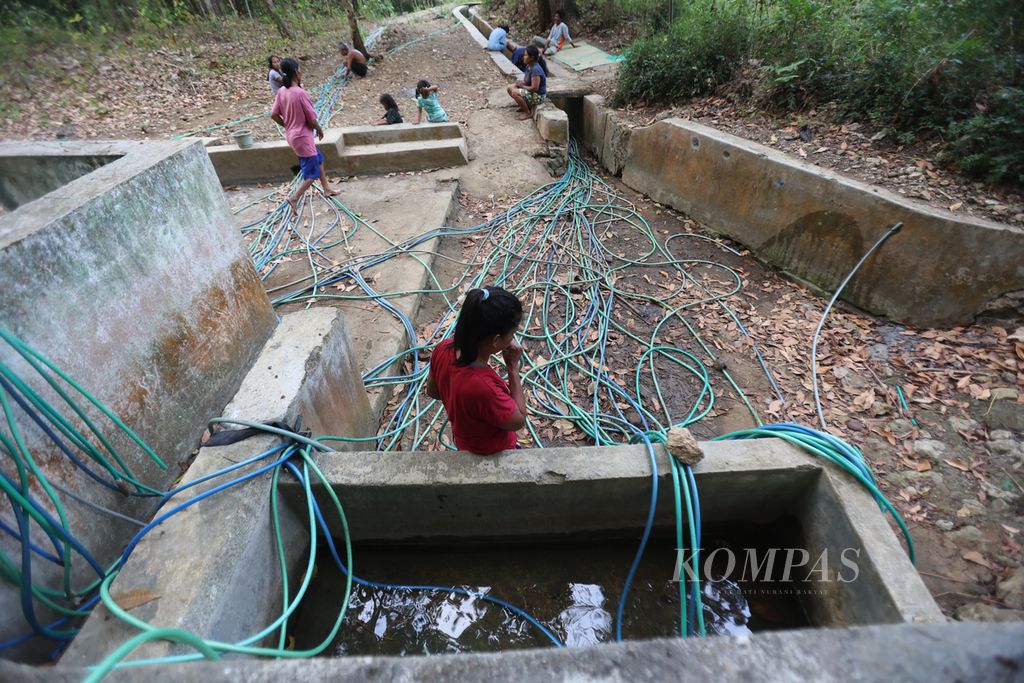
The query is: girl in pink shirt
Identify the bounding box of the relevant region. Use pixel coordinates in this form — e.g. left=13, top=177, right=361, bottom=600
left=270, top=58, right=338, bottom=213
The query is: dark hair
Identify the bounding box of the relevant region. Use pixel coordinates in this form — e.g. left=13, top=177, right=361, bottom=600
left=453, top=287, right=523, bottom=367
left=380, top=93, right=399, bottom=111
left=525, top=45, right=541, bottom=65
left=416, top=79, right=431, bottom=93
left=280, top=58, right=299, bottom=88
left=554, top=9, right=564, bottom=20
left=499, top=24, right=510, bottom=32
left=538, top=53, right=549, bottom=76
left=267, top=55, right=279, bottom=70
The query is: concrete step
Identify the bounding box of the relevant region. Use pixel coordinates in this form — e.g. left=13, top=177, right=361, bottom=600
left=340, top=137, right=468, bottom=175
left=341, top=122, right=463, bottom=146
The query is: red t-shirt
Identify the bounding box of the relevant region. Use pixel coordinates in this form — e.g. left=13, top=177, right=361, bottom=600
left=429, top=339, right=518, bottom=454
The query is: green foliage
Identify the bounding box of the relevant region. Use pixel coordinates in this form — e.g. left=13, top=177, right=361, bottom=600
left=613, top=1, right=749, bottom=105
left=944, top=88, right=1024, bottom=185
left=614, top=0, right=1024, bottom=183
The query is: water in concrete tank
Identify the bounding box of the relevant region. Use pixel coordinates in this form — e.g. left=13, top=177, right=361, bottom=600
left=290, top=520, right=810, bottom=656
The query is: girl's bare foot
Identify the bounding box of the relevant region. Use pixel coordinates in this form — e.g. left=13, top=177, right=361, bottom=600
left=324, top=188, right=339, bottom=197
left=286, top=196, right=299, bottom=214
left=516, top=111, right=532, bottom=121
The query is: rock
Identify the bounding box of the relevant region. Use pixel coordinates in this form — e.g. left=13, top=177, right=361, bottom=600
left=990, top=430, right=1014, bottom=441
left=868, top=343, right=889, bottom=361
left=948, top=416, right=980, bottom=433
left=936, top=520, right=954, bottom=532
left=665, top=427, right=704, bottom=466
left=991, top=499, right=1010, bottom=513
left=981, top=402, right=1024, bottom=432
left=949, top=525, right=987, bottom=549
left=997, top=567, right=1024, bottom=610
left=886, top=470, right=943, bottom=489
left=989, top=439, right=1021, bottom=457
left=913, top=439, right=948, bottom=460
left=887, top=418, right=912, bottom=433
left=955, top=602, right=1024, bottom=623
left=990, top=388, right=1020, bottom=402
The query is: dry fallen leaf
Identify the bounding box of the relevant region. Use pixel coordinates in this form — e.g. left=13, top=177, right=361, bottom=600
left=961, top=550, right=994, bottom=570
left=111, top=588, right=160, bottom=611
left=945, top=458, right=970, bottom=472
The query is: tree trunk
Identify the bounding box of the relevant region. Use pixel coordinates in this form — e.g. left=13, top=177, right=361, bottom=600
left=536, top=0, right=551, bottom=33
left=262, top=0, right=294, bottom=39
left=341, top=0, right=366, bottom=54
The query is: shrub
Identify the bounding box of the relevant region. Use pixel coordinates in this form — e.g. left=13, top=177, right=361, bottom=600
left=613, top=1, right=749, bottom=105
left=943, top=88, right=1024, bottom=185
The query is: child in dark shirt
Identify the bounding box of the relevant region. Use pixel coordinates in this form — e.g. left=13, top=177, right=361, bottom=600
left=372, top=94, right=403, bottom=125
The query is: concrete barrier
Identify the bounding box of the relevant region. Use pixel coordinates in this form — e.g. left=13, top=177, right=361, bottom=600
left=207, top=123, right=468, bottom=184
left=0, top=139, right=276, bottom=660
left=66, top=438, right=942, bottom=667
left=14, top=622, right=1024, bottom=682
left=64, top=308, right=373, bottom=665
left=579, top=97, right=1024, bottom=327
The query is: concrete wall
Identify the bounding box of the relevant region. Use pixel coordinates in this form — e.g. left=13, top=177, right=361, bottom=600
left=62, top=439, right=941, bottom=668
left=13, top=622, right=1024, bottom=683
left=289, top=441, right=940, bottom=628
left=580, top=96, right=1024, bottom=327
left=207, top=123, right=468, bottom=184
left=0, top=139, right=277, bottom=659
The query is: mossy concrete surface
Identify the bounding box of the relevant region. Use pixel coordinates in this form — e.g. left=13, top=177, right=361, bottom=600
left=0, top=139, right=276, bottom=660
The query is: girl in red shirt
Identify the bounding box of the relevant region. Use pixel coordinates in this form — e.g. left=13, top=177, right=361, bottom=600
left=426, top=287, right=527, bottom=454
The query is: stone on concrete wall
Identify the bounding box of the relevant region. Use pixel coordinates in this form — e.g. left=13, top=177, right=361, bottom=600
left=618, top=119, right=1024, bottom=326
left=535, top=105, right=569, bottom=144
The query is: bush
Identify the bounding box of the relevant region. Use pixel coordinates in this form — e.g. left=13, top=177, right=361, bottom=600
left=614, top=0, right=1024, bottom=183
left=613, top=1, right=749, bottom=105
left=944, top=88, right=1024, bottom=185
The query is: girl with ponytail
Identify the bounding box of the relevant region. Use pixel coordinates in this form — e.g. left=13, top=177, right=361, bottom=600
left=426, top=286, right=527, bottom=454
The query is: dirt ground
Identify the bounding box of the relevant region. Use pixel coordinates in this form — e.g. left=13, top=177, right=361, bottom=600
left=4, top=5, right=1021, bottom=624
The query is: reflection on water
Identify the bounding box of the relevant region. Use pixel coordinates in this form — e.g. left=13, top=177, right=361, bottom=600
left=291, top=523, right=808, bottom=656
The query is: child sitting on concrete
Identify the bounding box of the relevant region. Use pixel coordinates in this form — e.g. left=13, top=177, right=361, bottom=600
left=534, top=10, right=576, bottom=56
left=414, top=80, right=449, bottom=124
left=372, top=94, right=403, bottom=125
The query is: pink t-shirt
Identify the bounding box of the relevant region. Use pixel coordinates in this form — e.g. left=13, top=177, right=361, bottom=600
left=271, top=86, right=318, bottom=158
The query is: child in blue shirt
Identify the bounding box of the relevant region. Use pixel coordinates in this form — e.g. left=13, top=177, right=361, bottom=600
left=414, top=80, right=449, bottom=124
left=506, top=46, right=547, bottom=120
left=486, top=24, right=510, bottom=52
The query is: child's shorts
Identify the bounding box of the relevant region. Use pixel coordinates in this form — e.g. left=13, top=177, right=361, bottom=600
left=298, top=149, right=325, bottom=179
left=517, top=89, right=544, bottom=107
left=352, top=61, right=368, bottom=77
